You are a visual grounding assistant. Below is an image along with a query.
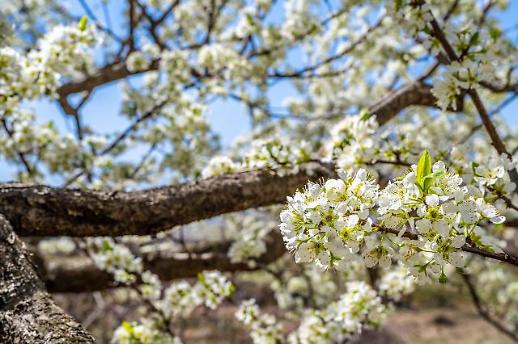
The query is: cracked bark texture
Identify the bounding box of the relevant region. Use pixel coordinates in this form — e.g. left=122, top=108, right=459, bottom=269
left=0, top=215, right=94, bottom=343
left=0, top=162, right=335, bottom=237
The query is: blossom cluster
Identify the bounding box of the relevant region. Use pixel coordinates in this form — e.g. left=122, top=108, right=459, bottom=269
left=112, top=320, right=183, bottom=344
left=90, top=238, right=144, bottom=284
left=432, top=57, right=495, bottom=111
left=328, top=112, right=380, bottom=173
left=202, top=137, right=313, bottom=178
left=279, top=152, right=507, bottom=283
left=109, top=269, right=234, bottom=343
left=390, top=1, right=509, bottom=112
left=0, top=19, right=96, bottom=113
left=288, top=281, right=388, bottom=344
left=90, top=238, right=234, bottom=318
left=271, top=264, right=340, bottom=312
left=279, top=168, right=379, bottom=270
left=236, top=299, right=284, bottom=344
left=237, top=281, right=388, bottom=344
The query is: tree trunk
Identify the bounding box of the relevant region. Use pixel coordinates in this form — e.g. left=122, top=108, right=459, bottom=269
left=0, top=215, right=94, bottom=343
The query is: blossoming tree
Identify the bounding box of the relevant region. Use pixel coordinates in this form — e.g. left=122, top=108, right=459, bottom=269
left=0, top=0, right=517, bottom=343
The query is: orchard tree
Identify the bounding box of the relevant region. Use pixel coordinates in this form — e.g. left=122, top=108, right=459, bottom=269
left=0, top=0, right=518, bottom=343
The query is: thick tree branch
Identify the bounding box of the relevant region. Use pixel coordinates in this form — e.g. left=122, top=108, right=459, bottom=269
left=0, top=215, right=94, bottom=342
left=0, top=162, right=336, bottom=237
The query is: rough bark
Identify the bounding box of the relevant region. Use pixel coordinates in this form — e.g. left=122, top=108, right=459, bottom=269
left=42, top=231, right=286, bottom=293
left=0, top=215, right=94, bottom=343
left=0, top=162, right=336, bottom=237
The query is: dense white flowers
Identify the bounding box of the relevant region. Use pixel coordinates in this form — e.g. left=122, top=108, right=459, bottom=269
left=160, top=271, right=235, bottom=317
left=432, top=58, right=496, bottom=111
left=126, top=51, right=151, bottom=73
left=201, top=137, right=314, bottom=178
left=280, top=151, right=507, bottom=283
left=193, top=270, right=235, bottom=309
left=109, top=270, right=234, bottom=343
left=91, top=237, right=235, bottom=305
left=0, top=19, right=96, bottom=114
left=238, top=282, right=388, bottom=344
left=90, top=238, right=144, bottom=284
left=279, top=168, right=379, bottom=271
left=329, top=113, right=380, bottom=172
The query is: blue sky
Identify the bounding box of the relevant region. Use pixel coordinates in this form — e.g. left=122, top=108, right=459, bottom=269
left=3, top=1, right=517, bottom=181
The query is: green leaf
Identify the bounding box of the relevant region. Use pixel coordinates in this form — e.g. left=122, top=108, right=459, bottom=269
left=78, top=16, right=88, bottom=31
left=359, top=109, right=372, bottom=121
left=489, top=27, right=502, bottom=40
left=439, top=271, right=448, bottom=284
left=469, top=32, right=480, bottom=46
left=197, top=272, right=206, bottom=283
left=416, top=150, right=432, bottom=189
left=121, top=321, right=134, bottom=335
left=101, top=239, right=113, bottom=252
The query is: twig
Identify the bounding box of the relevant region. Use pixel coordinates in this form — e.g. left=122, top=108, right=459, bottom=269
left=460, top=272, right=518, bottom=341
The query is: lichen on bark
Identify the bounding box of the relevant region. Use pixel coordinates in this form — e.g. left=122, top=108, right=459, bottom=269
left=0, top=215, right=94, bottom=343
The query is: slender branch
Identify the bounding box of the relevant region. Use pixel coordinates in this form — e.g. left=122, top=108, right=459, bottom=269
left=457, top=93, right=518, bottom=145
left=1, top=119, right=35, bottom=176
left=268, top=16, right=385, bottom=79
left=460, top=272, right=518, bottom=341
left=380, top=226, right=518, bottom=267
left=426, top=12, right=518, bottom=187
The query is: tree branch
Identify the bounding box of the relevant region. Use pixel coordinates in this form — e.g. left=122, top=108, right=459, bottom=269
left=460, top=272, right=518, bottom=342
left=380, top=226, right=518, bottom=267
left=0, top=162, right=336, bottom=237
left=42, top=231, right=286, bottom=293
left=369, top=82, right=437, bottom=125
left=427, top=13, right=518, bottom=187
